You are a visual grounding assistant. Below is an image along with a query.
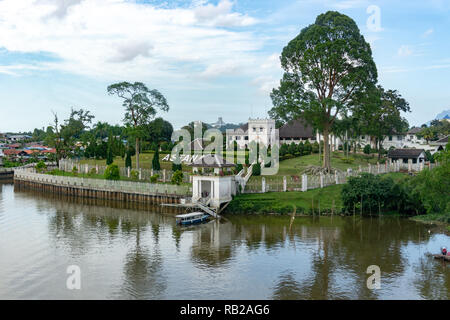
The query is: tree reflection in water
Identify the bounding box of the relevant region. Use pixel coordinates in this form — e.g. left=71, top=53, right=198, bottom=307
left=2, top=185, right=449, bottom=299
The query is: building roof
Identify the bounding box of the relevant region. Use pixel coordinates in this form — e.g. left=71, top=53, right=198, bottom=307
left=436, top=135, right=449, bottom=144
left=189, top=154, right=235, bottom=168
left=387, top=148, right=425, bottom=158
left=407, top=127, right=422, bottom=134
left=3, top=149, right=24, bottom=155
left=188, top=138, right=205, bottom=151
left=279, top=118, right=314, bottom=139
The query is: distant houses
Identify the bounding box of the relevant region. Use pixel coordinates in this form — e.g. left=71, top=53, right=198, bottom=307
left=387, top=148, right=426, bottom=164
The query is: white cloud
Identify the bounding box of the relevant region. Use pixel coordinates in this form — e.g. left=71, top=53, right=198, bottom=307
left=422, top=28, right=434, bottom=37
left=330, top=0, right=368, bottom=9
left=193, top=0, right=258, bottom=27
left=0, top=0, right=262, bottom=82
left=251, top=75, right=279, bottom=94
left=397, top=45, right=413, bottom=57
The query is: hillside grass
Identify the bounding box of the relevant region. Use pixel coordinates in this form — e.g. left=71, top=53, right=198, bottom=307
left=227, top=172, right=407, bottom=215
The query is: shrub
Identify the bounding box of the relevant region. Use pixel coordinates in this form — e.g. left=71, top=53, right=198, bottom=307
left=89, top=168, right=97, bottom=176
left=340, top=157, right=354, bottom=164
left=235, top=163, right=243, bottom=174
left=312, top=141, right=319, bottom=154
left=341, top=173, right=410, bottom=214
left=106, top=145, right=113, bottom=165
left=152, top=149, right=161, bottom=170
left=252, top=162, right=261, bottom=176
left=304, top=140, right=312, bottom=155
left=72, top=166, right=78, bottom=176
left=150, top=174, right=159, bottom=183
left=104, top=164, right=120, bottom=180
left=35, top=161, right=47, bottom=173
left=130, top=170, right=139, bottom=180
left=125, top=150, right=132, bottom=168
left=363, top=144, right=371, bottom=155
left=171, top=170, right=183, bottom=185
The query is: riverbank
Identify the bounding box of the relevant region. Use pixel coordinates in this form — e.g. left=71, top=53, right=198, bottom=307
left=410, top=214, right=450, bottom=232
left=226, top=184, right=344, bottom=215
left=227, top=172, right=409, bottom=215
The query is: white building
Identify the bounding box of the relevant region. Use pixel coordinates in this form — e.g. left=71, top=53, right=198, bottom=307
left=358, top=127, right=439, bottom=153
left=189, top=154, right=237, bottom=209
left=226, top=118, right=278, bottom=149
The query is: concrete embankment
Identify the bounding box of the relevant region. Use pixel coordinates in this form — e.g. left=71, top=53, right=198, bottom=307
left=14, top=169, right=192, bottom=205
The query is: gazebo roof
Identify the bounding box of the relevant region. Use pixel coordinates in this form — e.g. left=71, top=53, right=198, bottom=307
left=189, top=154, right=235, bottom=168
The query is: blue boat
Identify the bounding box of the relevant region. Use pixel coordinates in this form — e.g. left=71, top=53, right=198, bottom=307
left=176, top=212, right=210, bottom=226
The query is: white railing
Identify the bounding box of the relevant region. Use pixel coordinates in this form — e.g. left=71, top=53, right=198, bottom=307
left=14, top=168, right=192, bottom=196
left=244, top=160, right=440, bottom=194
left=59, top=159, right=190, bottom=183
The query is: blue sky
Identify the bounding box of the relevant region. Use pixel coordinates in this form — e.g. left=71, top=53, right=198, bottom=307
left=0, top=0, right=449, bottom=132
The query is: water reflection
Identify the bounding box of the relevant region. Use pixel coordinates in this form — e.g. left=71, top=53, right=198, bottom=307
left=0, top=182, right=449, bottom=299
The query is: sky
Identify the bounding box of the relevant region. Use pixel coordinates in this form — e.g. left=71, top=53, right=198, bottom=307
left=0, top=0, right=449, bottom=132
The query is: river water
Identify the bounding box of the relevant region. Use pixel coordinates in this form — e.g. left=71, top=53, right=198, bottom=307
left=0, top=181, right=449, bottom=300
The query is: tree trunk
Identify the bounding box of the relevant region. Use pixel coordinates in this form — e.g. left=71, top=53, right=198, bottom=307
left=135, top=137, right=140, bottom=170
left=323, top=127, right=331, bottom=171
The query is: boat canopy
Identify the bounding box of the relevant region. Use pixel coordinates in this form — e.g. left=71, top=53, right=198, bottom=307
left=175, top=212, right=206, bottom=218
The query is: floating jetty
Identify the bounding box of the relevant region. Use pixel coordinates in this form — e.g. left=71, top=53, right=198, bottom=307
left=433, top=254, right=450, bottom=261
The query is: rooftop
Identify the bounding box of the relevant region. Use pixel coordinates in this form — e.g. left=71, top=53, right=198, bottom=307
left=189, top=154, right=235, bottom=168
left=387, top=148, right=425, bottom=158
left=279, top=118, right=314, bottom=139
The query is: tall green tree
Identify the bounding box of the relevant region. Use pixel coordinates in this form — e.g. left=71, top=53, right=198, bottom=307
left=107, top=82, right=169, bottom=170
left=152, top=148, right=161, bottom=171
left=356, top=86, right=410, bottom=158
left=269, top=11, right=377, bottom=171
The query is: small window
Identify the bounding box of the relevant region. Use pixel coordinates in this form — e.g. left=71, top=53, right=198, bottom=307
left=252, top=127, right=256, bottom=132
left=260, top=127, right=263, bottom=132
left=361, top=136, right=365, bottom=140
left=397, top=135, right=402, bottom=141
left=236, top=136, right=241, bottom=140
left=244, top=136, right=248, bottom=140
left=389, top=136, right=392, bottom=141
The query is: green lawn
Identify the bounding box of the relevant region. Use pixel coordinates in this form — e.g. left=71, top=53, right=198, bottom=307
left=227, top=172, right=407, bottom=215
left=248, top=151, right=382, bottom=184
left=277, top=151, right=380, bottom=175
left=79, top=152, right=191, bottom=172
left=227, top=184, right=343, bottom=215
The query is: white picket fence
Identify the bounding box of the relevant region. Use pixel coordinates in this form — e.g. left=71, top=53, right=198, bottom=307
left=244, top=160, right=439, bottom=193
left=59, top=159, right=191, bottom=183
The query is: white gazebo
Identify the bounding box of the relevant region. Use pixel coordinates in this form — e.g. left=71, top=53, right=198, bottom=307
left=189, top=154, right=237, bottom=209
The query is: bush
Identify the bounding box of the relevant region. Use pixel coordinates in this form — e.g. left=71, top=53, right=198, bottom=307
left=72, top=166, right=78, bottom=176
left=341, top=173, right=411, bottom=214
left=235, top=163, right=243, bottom=174
left=363, top=144, right=371, bottom=155
left=252, top=162, right=261, bottom=176
left=171, top=170, right=183, bottom=185
left=340, top=157, right=354, bottom=164
left=35, top=161, right=47, bottom=173
left=304, top=141, right=312, bottom=155
left=125, top=150, right=132, bottom=168
left=152, top=149, right=161, bottom=170
left=104, top=164, right=120, bottom=180
left=130, top=170, right=139, bottom=180
left=312, top=141, right=319, bottom=154
left=150, top=174, right=159, bottom=183
left=89, top=168, right=97, bottom=176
